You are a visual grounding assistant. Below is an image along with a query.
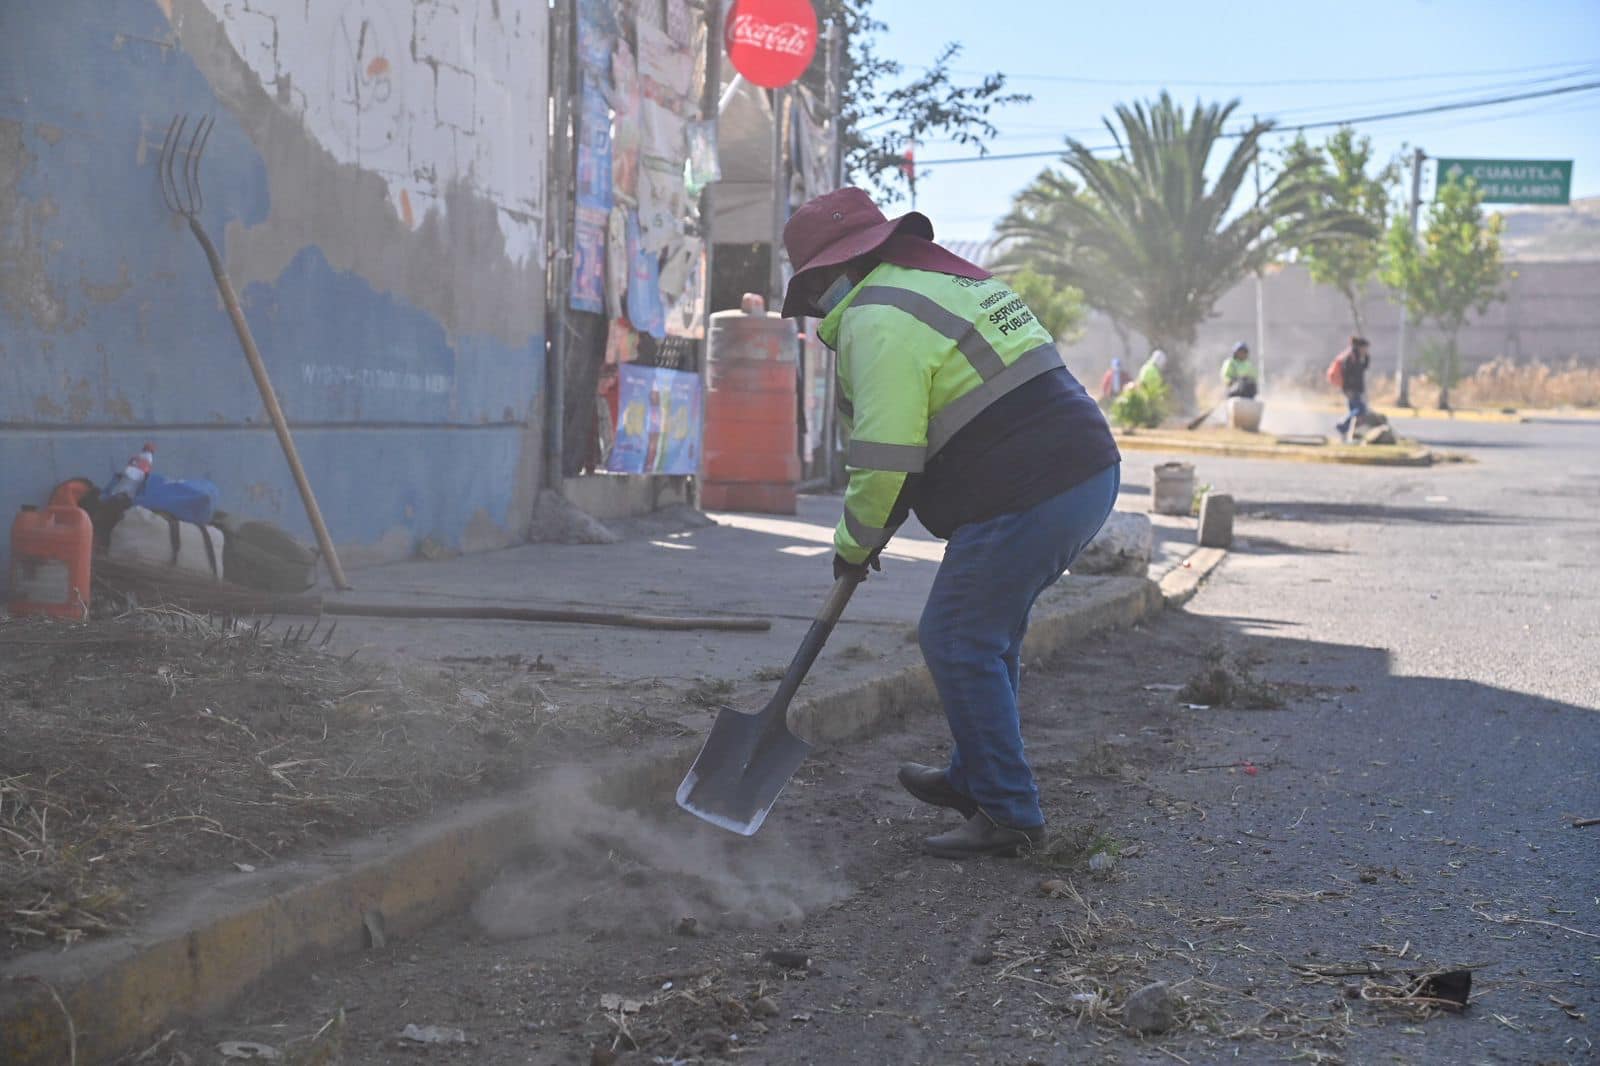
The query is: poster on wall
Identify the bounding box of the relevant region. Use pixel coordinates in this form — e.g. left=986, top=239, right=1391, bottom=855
left=607, top=364, right=703, bottom=475
left=576, top=81, right=614, bottom=210
left=570, top=204, right=608, bottom=313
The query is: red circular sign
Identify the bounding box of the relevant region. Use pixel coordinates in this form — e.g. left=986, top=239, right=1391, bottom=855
left=724, top=0, right=818, bottom=89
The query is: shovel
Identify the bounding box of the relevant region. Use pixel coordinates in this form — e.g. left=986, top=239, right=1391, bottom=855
left=676, top=573, right=861, bottom=835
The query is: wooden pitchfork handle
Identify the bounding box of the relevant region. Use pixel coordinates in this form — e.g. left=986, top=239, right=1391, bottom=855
left=183, top=217, right=352, bottom=591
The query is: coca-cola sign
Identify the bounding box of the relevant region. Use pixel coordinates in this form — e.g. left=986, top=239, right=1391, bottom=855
left=724, top=0, right=818, bottom=89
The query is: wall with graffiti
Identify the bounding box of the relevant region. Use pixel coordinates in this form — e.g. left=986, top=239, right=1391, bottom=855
left=0, top=0, right=550, bottom=583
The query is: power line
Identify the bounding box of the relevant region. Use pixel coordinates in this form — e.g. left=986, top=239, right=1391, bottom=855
left=918, top=78, right=1600, bottom=165
left=928, top=58, right=1600, bottom=89
left=916, top=68, right=1595, bottom=148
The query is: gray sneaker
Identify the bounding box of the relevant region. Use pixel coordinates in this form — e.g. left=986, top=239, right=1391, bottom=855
left=897, top=762, right=979, bottom=818
left=922, top=812, right=1046, bottom=859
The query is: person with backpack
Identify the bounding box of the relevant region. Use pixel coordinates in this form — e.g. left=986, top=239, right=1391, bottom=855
left=1330, top=336, right=1372, bottom=440
left=1097, top=357, right=1130, bottom=407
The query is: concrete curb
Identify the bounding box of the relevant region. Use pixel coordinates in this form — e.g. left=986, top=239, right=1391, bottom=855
left=1281, top=402, right=1529, bottom=425
left=1157, top=546, right=1229, bottom=608
left=0, top=575, right=1168, bottom=1064
left=1115, top=433, right=1437, bottom=467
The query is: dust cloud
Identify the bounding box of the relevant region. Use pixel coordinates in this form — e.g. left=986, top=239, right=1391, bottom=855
left=472, top=769, right=850, bottom=940
left=1258, top=384, right=1347, bottom=438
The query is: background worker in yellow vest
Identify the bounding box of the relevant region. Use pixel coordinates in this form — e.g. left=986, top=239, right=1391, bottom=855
left=1221, top=342, right=1258, bottom=399
left=781, top=188, right=1122, bottom=859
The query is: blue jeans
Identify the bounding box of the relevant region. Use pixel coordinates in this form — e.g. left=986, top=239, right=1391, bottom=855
left=1336, top=390, right=1369, bottom=434
left=918, top=463, right=1120, bottom=829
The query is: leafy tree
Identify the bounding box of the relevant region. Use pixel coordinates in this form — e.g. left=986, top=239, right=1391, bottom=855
left=1284, top=128, right=1400, bottom=336
left=1001, top=267, right=1087, bottom=343
left=802, top=3, right=1028, bottom=199
left=994, top=93, right=1366, bottom=407
left=1381, top=177, right=1505, bottom=409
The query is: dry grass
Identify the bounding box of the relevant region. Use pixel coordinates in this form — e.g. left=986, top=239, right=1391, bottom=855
left=1365, top=358, right=1600, bottom=409
left=0, top=609, right=637, bottom=955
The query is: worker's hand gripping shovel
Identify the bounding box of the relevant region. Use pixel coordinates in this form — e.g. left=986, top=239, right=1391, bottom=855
left=676, top=573, right=862, bottom=835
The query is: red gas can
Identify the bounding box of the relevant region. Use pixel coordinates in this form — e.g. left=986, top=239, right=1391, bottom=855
left=8, top=504, right=94, bottom=619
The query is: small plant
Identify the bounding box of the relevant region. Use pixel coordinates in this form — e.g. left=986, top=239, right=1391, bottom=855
left=1190, top=482, right=1213, bottom=517
left=1110, top=375, right=1169, bottom=429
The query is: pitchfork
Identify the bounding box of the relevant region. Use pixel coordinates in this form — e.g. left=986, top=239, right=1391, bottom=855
left=158, top=115, right=351, bottom=591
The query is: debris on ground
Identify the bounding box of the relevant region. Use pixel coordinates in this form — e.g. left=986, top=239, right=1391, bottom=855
left=763, top=949, right=811, bottom=970
left=0, top=610, right=648, bottom=957
left=218, top=1041, right=281, bottom=1060
left=1122, top=980, right=1181, bottom=1034
left=398, top=1023, right=471, bottom=1045
left=1177, top=647, right=1285, bottom=709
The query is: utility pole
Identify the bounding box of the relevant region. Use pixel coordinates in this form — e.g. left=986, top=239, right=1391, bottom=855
left=824, top=17, right=844, bottom=487
left=544, top=0, right=574, bottom=489
left=1395, top=147, right=1426, bottom=408
left=1252, top=122, right=1267, bottom=395
left=768, top=87, right=788, bottom=307
left=827, top=19, right=844, bottom=191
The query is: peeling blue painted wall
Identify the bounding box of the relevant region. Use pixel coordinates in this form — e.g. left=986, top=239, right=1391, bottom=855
left=2, top=0, right=549, bottom=590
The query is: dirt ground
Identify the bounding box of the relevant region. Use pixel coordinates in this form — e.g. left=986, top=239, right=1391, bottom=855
left=0, top=610, right=680, bottom=959
left=142, top=604, right=1597, bottom=1066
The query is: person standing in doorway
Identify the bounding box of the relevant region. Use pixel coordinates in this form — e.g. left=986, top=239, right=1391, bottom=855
left=1332, top=336, right=1372, bottom=440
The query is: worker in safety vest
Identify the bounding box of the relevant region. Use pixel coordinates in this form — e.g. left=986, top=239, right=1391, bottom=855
left=1221, top=342, right=1258, bottom=399
left=781, top=188, right=1122, bottom=858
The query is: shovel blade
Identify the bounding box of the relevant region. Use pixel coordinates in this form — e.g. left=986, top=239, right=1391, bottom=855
left=676, top=702, right=812, bottom=836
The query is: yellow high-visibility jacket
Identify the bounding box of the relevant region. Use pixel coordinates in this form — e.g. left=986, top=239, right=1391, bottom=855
left=817, top=263, right=1064, bottom=564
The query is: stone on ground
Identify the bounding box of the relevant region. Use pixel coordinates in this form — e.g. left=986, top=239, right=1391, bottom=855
left=1073, top=511, right=1154, bottom=576
left=1197, top=492, right=1235, bottom=548
left=1122, top=980, right=1180, bottom=1034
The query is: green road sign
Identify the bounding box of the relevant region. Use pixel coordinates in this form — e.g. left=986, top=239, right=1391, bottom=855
left=1434, top=158, right=1573, bottom=205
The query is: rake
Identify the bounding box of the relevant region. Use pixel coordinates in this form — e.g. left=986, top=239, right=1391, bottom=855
left=159, top=115, right=350, bottom=590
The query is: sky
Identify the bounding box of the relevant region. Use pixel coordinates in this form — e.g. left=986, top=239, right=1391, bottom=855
left=865, top=0, right=1600, bottom=240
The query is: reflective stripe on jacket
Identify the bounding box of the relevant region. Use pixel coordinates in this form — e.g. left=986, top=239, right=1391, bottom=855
left=817, top=263, right=1064, bottom=564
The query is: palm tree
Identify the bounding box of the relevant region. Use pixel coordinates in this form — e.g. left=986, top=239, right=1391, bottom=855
left=997, top=93, right=1364, bottom=407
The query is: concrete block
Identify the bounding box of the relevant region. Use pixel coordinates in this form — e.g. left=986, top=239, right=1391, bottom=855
left=1197, top=492, right=1235, bottom=549
left=1073, top=511, right=1153, bottom=576
left=562, top=473, right=690, bottom=521
left=1151, top=461, right=1195, bottom=516
left=1227, top=397, right=1263, bottom=432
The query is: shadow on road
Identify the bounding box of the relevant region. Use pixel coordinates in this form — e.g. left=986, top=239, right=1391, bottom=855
left=1242, top=501, right=1519, bottom=526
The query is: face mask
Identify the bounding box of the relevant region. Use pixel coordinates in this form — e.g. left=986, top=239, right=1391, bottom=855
left=814, top=273, right=854, bottom=315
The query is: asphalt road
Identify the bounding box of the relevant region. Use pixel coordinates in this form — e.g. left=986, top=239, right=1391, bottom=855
left=163, top=415, right=1599, bottom=1065
left=1163, top=414, right=1600, bottom=709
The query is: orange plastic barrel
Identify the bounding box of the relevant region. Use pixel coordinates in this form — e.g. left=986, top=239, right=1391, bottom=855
left=8, top=504, right=93, bottom=619
left=702, top=298, right=800, bottom=514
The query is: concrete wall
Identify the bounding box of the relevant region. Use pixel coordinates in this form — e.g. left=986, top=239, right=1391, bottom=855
left=1061, top=259, right=1600, bottom=388
left=1, top=0, right=549, bottom=589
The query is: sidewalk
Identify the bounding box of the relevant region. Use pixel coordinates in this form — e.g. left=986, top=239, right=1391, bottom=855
left=1, top=487, right=1217, bottom=1065
left=324, top=490, right=1198, bottom=694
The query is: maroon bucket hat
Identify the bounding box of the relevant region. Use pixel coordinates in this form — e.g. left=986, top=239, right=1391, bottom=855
left=780, top=187, right=932, bottom=317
